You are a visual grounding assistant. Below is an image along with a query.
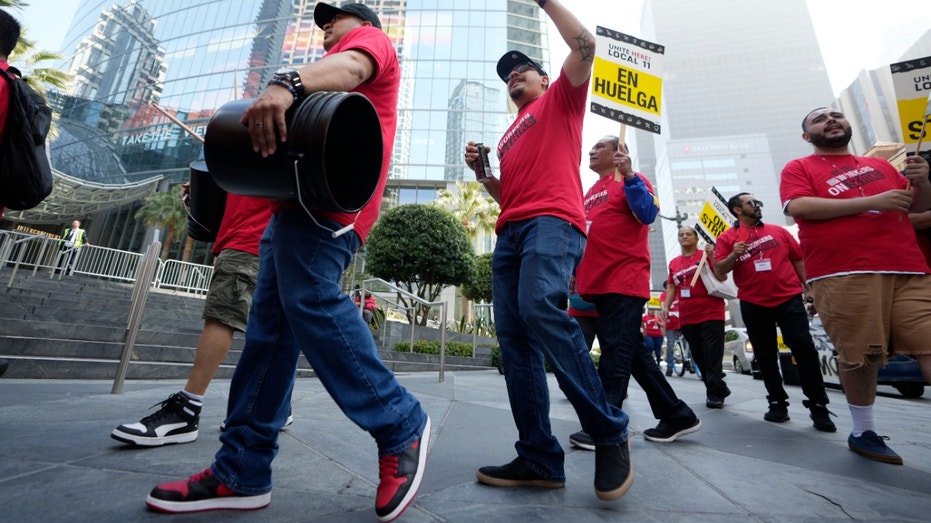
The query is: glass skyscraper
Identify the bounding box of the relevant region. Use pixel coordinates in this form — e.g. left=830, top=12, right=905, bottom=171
left=43, top=0, right=549, bottom=256
left=635, top=0, right=835, bottom=289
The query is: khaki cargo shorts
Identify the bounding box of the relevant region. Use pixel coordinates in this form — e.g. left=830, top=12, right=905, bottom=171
left=812, top=273, right=931, bottom=367
left=202, top=249, right=259, bottom=333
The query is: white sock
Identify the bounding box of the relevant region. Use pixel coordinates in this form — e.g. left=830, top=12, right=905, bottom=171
left=848, top=404, right=875, bottom=437
left=180, top=390, right=204, bottom=404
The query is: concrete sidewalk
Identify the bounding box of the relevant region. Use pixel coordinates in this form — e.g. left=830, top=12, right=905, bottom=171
left=1, top=369, right=929, bottom=522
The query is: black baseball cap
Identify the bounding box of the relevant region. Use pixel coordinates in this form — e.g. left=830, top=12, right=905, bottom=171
left=314, top=2, right=382, bottom=30
left=496, top=50, right=547, bottom=82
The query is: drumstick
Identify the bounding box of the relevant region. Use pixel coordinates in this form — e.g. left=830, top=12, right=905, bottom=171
left=151, top=102, right=205, bottom=143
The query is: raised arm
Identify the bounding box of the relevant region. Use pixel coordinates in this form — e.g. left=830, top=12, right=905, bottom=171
left=537, top=0, right=595, bottom=87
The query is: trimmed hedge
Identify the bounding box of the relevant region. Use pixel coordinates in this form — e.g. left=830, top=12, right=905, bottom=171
left=394, top=340, right=477, bottom=358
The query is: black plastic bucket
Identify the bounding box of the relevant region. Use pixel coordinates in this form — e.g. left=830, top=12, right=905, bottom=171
left=186, top=160, right=227, bottom=242
left=203, top=92, right=382, bottom=213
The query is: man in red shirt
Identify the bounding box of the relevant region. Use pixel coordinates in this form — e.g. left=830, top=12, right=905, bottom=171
left=659, top=291, right=682, bottom=376
left=0, top=9, right=20, bottom=223
left=464, top=0, right=632, bottom=502
left=146, top=5, right=429, bottom=520
left=568, top=136, right=699, bottom=448
left=715, top=192, right=834, bottom=431
left=781, top=107, right=931, bottom=465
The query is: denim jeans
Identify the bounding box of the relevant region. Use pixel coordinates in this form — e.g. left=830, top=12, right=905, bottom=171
left=493, top=217, right=628, bottom=482
left=644, top=336, right=663, bottom=363
left=664, top=329, right=680, bottom=365
left=212, top=209, right=427, bottom=495
left=680, top=320, right=729, bottom=400
left=592, top=294, right=696, bottom=424
left=740, top=295, right=829, bottom=406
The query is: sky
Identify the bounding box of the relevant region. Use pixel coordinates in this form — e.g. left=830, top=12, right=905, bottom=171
left=12, top=0, right=931, bottom=187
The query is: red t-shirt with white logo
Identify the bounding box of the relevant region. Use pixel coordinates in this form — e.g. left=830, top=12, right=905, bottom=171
left=575, top=173, right=654, bottom=299
left=642, top=313, right=663, bottom=337
left=667, top=251, right=725, bottom=325
left=715, top=222, right=804, bottom=307
left=780, top=154, right=930, bottom=280
left=495, top=72, right=589, bottom=235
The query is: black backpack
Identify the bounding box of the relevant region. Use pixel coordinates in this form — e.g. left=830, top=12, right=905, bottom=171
left=0, top=65, right=53, bottom=210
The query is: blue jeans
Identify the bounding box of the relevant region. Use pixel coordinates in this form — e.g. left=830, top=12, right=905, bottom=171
left=644, top=335, right=663, bottom=363
left=212, top=209, right=427, bottom=495
left=592, top=294, right=696, bottom=424
left=740, top=295, right=828, bottom=406
left=665, top=329, right=680, bottom=365
left=493, top=217, right=628, bottom=482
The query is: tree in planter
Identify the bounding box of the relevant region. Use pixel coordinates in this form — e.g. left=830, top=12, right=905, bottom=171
left=134, top=185, right=187, bottom=261
left=366, top=204, right=474, bottom=326
left=461, top=251, right=494, bottom=336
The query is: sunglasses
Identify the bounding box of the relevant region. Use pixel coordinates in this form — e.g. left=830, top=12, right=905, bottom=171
left=743, top=200, right=763, bottom=208
left=510, top=63, right=539, bottom=77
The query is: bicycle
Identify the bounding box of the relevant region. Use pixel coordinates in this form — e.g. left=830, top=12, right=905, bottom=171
left=672, top=339, right=702, bottom=379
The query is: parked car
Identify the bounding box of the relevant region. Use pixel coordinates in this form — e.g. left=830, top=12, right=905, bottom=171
left=808, top=319, right=926, bottom=398
left=724, top=327, right=754, bottom=375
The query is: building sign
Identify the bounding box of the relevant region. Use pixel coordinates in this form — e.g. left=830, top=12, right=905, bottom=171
left=119, top=123, right=208, bottom=147
left=694, top=186, right=732, bottom=244
left=890, top=55, right=931, bottom=154
left=590, top=26, right=665, bottom=134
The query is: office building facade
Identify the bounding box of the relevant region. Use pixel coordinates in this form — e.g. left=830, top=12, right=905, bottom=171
left=40, top=0, right=549, bottom=257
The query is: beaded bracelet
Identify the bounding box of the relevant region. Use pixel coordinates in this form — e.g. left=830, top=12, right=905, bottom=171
left=267, top=79, right=299, bottom=101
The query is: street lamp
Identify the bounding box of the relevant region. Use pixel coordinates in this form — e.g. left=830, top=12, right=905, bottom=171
left=658, top=206, right=689, bottom=228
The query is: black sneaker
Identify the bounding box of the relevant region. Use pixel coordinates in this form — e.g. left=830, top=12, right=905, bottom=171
left=594, top=438, right=634, bottom=501
left=763, top=401, right=790, bottom=423
left=569, top=430, right=595, bottom=451
left=643, top=418, right=702, bottom=442
left=805, top=402, right=837, bottom=432
left=706, top=397, right=724, bottom=409
left=476, top=457, right=565, bottom=489
left=0, top=358, right=9, bottom=378
left=375, top=416, right=431, bottom=522
left=847, top=431, right=903, bottom=465
left=112, top=393, right=201, bottom=446
left=146, top=468, right=270, bottom=513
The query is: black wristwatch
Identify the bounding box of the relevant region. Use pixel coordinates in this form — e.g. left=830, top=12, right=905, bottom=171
left=272, top=68, right=306, bottom=99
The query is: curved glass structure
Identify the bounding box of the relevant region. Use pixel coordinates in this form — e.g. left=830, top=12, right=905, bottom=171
left=44, top=0, right=549, bottom=254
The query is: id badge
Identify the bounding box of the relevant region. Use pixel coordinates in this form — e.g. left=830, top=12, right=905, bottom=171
left=754, top=259, right=772, bottom=272
left=681, top=288, right=691, bottom=298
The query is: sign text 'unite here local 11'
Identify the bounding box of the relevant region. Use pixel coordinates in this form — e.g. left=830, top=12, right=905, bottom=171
left=590, top=26, right=665, bottom=135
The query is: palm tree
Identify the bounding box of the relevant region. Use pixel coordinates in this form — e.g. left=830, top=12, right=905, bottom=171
left=433, top=181, right=499, bottom=323
left=134, top=185, right=188, bottom=261
left=433, top=181, right=498, bottom=250
left=4, top=0, right=72, bottom=139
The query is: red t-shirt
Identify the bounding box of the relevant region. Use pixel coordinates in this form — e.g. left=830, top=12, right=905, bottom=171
left=495, top=72, right=589, bottom=234
left=667, top=251, right=725, bottom=325
left=642, top=313, right=663, bottom=337
left=780, top=154, right=930, bottom=280
left=575, top=173, right=654, bottom=299
left=715, top=222, right=804, bottom=307
left=0, top=61, right=10, bottom=219
left=212, top=194, right=273, bottom=256
left=316, top=26, right=399, bottom=244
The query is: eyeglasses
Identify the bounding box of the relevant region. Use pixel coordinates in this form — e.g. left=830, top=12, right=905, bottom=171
left=743, top=200, right=763, bottom=208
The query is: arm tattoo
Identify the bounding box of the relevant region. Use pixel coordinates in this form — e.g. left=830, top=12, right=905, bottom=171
left=572, top=27, right=595, bottom=63
left=536, top=0, right=548, bottom=8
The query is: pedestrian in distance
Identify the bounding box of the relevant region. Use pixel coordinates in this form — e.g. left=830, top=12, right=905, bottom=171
left=568, top=136, right=700, bottom=449
left=145, top=4, right=430, bottom=521
left=464, top=0, right=633, bottom=502
left=780, top=107, right=931, bottom=465
left=714, top=192, right=835, bottom=431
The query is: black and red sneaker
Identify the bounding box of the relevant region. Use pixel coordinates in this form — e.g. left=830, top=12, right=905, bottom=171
left=375, top=416, right=431, bottom=522
left=145, top=468, right=270, bottom=513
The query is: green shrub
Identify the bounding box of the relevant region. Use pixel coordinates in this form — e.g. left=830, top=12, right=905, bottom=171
left=393, top=340, right=475, bottom=357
